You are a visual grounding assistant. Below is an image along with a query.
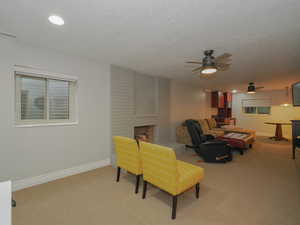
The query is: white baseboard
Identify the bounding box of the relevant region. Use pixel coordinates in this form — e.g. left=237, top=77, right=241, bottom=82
left=12, top=158, right=111, bottom=192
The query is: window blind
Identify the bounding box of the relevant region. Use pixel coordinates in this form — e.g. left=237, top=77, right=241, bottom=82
left=20, top=76, right=46, bottom=120
left=242, top=98, right=271, bottom=107
left=48, top=80, right=69, bottom=120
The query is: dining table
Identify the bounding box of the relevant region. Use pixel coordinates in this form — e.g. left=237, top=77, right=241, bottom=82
left=264, top=122, right=291, bottom=141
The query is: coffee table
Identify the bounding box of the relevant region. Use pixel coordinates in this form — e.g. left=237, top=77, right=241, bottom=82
left=217, top=132, right=255, bottom=155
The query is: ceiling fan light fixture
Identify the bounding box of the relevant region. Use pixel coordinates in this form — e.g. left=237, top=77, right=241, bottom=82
left=201, top=66, right=217, bottom=74
left=186, top=50, right=231, bottom=76
left=247, top=82, right=256, bottom=94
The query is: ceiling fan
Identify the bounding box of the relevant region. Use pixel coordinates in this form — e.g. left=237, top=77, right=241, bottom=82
left=247, top=82, right=264, bottom=94
left=186, top=50, right=232, bottom=77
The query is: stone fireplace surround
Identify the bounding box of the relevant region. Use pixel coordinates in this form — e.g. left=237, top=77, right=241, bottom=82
left=111, top=65, right=171, bottom=165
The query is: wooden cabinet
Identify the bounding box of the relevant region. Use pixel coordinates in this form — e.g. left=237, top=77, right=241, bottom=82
left=225, top=92, right=232, bottom=108
left=211, top=91, right=225, bottom=108
left=211, top=91, right=232, bottom=108
left=211, top=91, right=232, bottom=121
left=218, top=92, right=225, bottom=108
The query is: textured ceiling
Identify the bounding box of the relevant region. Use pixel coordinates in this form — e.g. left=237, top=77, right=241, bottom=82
left=1, top=0, right=300, bottom=91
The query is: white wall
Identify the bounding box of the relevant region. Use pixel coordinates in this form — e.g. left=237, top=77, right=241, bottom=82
left=0, top=38, right=111, bottom=187
left=232, top=91, right=300, bottom=138
left=205, top=91, right=218, bottom=117
left=170, top=81, right=210, bottom=141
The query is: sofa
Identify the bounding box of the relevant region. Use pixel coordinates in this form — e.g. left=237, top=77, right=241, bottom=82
left=199, top=119, right=225, bottom=136
left=176, top=118, right=256, bottom=146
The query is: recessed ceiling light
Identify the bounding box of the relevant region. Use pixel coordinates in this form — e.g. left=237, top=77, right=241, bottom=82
left=48, top=15, right=64, bottom=26
left=232, top=90, right=237, bottom=93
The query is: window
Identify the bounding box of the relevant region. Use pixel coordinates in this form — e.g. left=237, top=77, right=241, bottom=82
left=257, top=106, right=271, bottom=114
left=48, top=79, right=70, bottom=120
left=15, top=73, right=77, bottom=126
left=242, top=98, right=271, bottom=115
left=243, top=106, right=271, bottom=114
left=244, top=107, right=257, bottom=114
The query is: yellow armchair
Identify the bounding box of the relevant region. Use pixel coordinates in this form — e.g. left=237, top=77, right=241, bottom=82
left=140, top=142, right=204, bottom=219
left=113, top=136, right=142, bottom=194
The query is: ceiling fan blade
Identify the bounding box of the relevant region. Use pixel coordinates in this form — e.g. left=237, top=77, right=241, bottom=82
left=216, top=62, right=231, bottom=67
left=215, top=53, right=232, bottom=63
left=218, top=66, right=230, bottom=71
left=256, top=86, right=264, bottom=90
left=185, top=61, right=202, bottom=64
left=184, top=64, right=198, bottom=68
left=216, top=63, right=231, bottom=71
left=216, top=58, right=231, bottom=64
left=192, top=66, right=203, bottom=72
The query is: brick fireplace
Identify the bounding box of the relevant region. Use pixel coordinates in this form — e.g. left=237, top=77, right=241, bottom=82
left=134, top=125, right=155, bottom=143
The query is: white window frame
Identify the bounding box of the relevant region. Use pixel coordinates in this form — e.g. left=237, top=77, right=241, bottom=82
left=242, top=106, right=271, bottom=115
left=14, top=66, right=78, bottom=127
left=242, top=98, right=271, bottom=115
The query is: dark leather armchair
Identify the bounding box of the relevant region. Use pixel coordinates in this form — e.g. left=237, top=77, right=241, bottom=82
left=184, top=120, right=232, bottom=163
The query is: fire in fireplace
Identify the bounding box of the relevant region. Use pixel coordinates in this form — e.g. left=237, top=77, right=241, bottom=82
left=134, top=125, right=155, bottom=143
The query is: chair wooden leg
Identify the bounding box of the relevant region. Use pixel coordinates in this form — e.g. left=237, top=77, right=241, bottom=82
left=195, top=183, right=200, bottom=199
left=142, top=180, right=148, bottom=199
left=116, top=167, right=121, bottom=182
left=172, top=195, right=178, bottom=220
left=135, top=175, right=140, bottom=194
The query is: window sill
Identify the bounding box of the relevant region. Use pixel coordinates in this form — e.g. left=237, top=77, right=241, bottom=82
left=15, top=122, right=78, bottom=128
left=243, top=113, right=270, bottom=116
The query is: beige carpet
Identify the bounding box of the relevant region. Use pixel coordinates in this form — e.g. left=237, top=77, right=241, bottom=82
left=13, top=137, right=300, bottom=225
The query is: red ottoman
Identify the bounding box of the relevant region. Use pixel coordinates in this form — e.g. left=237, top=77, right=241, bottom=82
left=216, top=136, right=247, bottom=149
left=217, top=132, right=255, bottom=155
